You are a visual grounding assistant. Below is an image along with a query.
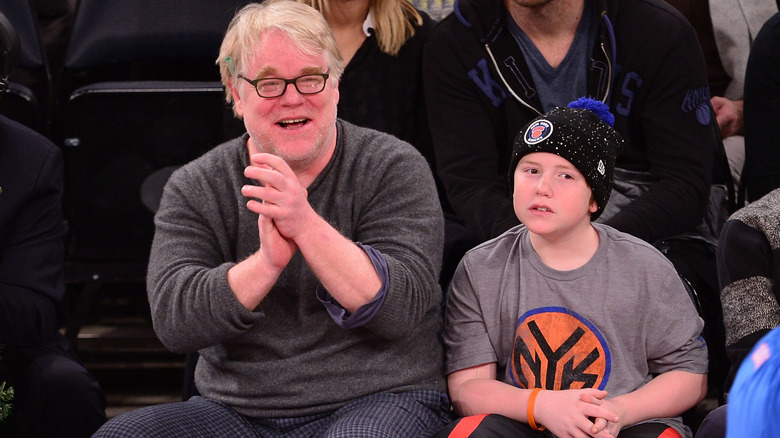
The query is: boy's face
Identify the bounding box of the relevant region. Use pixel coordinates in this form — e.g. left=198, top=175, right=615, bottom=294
left=512, top=152, right=597, bottom=239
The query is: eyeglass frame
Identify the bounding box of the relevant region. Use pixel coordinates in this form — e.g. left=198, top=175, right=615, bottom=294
left=237, top=72, right=330, bottom=98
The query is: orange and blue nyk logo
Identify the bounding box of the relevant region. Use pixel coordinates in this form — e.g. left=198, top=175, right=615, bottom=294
left=510, top=307, right=611, bottom=391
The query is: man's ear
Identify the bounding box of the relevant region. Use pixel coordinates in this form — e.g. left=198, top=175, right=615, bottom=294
left=229, top=78, right=245, bottom=118
left=331, top=78, right=339, bottom=106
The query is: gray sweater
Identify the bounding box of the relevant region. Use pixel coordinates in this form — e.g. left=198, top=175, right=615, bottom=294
left=147, top=120, right=446, bottom=418
left=718, top=188, right=780, bottom=391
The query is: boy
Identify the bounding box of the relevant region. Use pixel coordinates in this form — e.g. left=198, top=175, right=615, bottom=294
left=435, top=99, right=708, bottom=438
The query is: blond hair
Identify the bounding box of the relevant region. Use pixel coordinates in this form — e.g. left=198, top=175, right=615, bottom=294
left=217, top=0, right=344, bottom=111
left=297, top=0, right=422, bottom=56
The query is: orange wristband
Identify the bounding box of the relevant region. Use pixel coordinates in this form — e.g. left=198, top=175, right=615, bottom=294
left=527, top=388, right=546, bottom=431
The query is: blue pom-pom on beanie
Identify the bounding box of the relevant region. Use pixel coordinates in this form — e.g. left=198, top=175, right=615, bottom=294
left=567, top=97, right=615, bottom=127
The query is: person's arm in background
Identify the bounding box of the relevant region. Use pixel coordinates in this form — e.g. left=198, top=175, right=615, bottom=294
left=717, top=192, right=780, bottom=391
left=711, top=96, right=743, bottom=138
left=602, top=7, right=713, bottom=244
left=0, top=138, right=66, bottom=347
left=743, top=12, right=780, bottom=202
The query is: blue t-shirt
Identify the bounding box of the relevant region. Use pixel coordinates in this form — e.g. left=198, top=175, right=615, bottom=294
left=727, top=327, right=780, bottom=438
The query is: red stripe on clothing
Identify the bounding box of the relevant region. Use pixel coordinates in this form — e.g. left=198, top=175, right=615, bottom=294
left=659, top=427, right=682, bottom=438
left=448, top=414, right=490, bottom=438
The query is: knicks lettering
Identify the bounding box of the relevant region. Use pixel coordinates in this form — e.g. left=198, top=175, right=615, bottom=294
left=681, top=86, right=712, bottom=126
left=681, top=87, right=710, bottom=113
left=510, top=307, right=611, bottom=391
left=468, top=58, right=507, bottom=108
left=616, top=71, right=642, bottom=117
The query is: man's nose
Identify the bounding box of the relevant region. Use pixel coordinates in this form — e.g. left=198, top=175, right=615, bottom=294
left=279, top=82, right=305, bottom=103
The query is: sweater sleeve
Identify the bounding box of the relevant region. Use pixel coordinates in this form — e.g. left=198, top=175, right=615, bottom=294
left=718, top=216, right=779, bottom=391
left=146, top=147, right=263, bottom=353
left=718, top=219, right=779, bottom=347
left=316, top=243, right=389, bottom=328
left=345, top=130, right=445, bottom=340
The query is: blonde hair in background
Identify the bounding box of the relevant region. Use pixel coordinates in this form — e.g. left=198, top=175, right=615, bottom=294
left=217, top=0, right=345, bottom=113
left=298, top=0, right=422, bottom=56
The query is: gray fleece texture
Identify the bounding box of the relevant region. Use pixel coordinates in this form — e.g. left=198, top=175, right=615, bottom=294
left=721, top=188, right=780, bottom=345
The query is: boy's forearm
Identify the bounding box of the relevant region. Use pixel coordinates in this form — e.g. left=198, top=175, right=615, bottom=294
left=451, top=378, right=531, bottom=420
left=609, top=370, right=707, bottom=426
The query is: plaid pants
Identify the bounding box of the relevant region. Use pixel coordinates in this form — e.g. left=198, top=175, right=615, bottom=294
left=93, top=390, right=451, bottom=437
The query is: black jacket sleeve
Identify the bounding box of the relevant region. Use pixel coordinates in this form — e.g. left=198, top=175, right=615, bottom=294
left=423, top=21, right=521, bottom=242
left=0, top=121, right=67, bottom=348
left=601, top=3, right=713, bottom=243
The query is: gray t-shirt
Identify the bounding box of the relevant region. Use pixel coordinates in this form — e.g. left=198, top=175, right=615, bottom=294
left=444, top=223, right=708, bottom=437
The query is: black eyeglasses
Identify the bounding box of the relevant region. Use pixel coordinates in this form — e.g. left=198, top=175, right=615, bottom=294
left=238, top=72, right=330, bottom=98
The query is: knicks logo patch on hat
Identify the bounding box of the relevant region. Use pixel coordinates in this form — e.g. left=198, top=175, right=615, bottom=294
left=524, top=120, right=554, bottom=145
left=509, top=307, right=611, bottom=391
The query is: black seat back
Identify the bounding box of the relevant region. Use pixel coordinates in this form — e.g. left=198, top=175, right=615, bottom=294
left=0, top=1, right=48, bottom=131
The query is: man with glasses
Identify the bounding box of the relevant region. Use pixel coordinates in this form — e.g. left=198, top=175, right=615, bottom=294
left=93, top=1, right=450, bottom=437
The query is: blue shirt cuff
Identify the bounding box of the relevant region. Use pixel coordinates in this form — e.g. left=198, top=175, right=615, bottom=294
left=316, top=243, right=389, bottom=328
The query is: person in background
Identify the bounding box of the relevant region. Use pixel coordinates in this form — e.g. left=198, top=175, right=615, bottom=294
left=741, top=11, right=780, bottom=203
left=93, top=1, right=450, bottom=436
left=295, top=0, right=434, bottom=163
left=664, top=0, right=778, bottom=189
left=435, top=99, right=708, bottom=438
left=411, top=0, right=454, bottom=21
left=423, top=0, right=714, bottom=247
left=297, top=0, right=474, bottom=288
left=0, top=11, right=106, bottom=438
left=694, top=187, right=780, bottom=438
left=423, top=0, right=726, bottom=398
left=725, top=326, right=780, bottom=438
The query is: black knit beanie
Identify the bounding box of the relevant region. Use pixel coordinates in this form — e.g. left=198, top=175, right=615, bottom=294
left=508, top=98, right=624, bottom=220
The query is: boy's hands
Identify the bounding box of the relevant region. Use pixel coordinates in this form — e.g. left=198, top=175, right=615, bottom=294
left=582, top=393, right=625, bottom=437
left=534, top=389, right=619, bottom=438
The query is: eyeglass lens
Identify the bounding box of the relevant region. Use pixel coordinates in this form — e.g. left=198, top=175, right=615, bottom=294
left=257, top=74, right=326, bottom=97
